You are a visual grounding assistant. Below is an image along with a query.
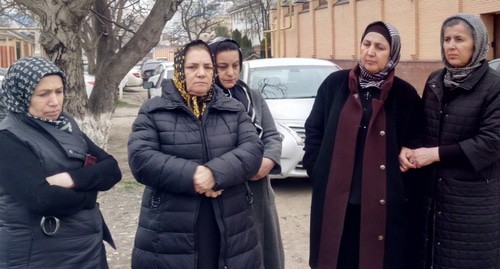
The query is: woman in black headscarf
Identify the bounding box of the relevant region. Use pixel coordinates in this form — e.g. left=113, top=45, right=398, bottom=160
left=303, top=21, right=424, bottom=269
left=0, top=56, right=121, bottom=268
left=128, top=40, right=264, bottom=269
left=400, top=13, right=500, bottom=269
left=208, top=38, right=284, bottom=269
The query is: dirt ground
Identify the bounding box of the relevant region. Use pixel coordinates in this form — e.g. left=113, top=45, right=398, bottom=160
left=99, top=89, right=312, bottom=269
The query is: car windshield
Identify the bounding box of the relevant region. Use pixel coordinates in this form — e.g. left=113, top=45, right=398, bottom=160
left=142, top=62, right=161, bottom=71
left=247, top=65, right=338, bottom=99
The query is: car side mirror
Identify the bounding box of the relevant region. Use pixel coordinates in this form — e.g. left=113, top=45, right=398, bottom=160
left=143, top=81, right=153, bottom=89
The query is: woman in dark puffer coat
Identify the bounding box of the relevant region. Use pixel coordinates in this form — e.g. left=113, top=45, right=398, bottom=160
left=128, top=40, right=264, bottom=269
left=400, top=13, right=500, bottom=269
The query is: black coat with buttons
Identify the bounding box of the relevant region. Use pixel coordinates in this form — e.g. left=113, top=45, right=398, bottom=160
left=416, top=62, right=500, bottom=269
left=303, top=69, right=424, bottom=269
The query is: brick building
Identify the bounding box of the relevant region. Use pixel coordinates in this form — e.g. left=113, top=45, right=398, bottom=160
left=269, top=0, right=500, bottom=92
left=0, top=30, right=35, bottom=68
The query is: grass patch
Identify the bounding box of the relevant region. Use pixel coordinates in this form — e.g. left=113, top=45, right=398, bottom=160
left=117, top=99, right=139, bottom=108
left=121, top=179, right=142, bottom=191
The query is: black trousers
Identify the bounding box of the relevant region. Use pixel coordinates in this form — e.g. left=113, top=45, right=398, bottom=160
left=337, top=204, right=361, bottom=269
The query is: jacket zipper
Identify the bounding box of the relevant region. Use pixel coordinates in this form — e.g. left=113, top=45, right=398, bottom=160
left=199, top=110, right=229, bottom=268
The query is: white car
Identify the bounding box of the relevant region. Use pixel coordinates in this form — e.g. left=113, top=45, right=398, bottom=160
left=84, top=72, right=95, bottom=97
left=144, top=62, right=174, bottom=98
left=0, top=68, right=7, bottom=85
left=125, top=65, right=143, bottom=87
left=240, top=58, right=341, bottom=179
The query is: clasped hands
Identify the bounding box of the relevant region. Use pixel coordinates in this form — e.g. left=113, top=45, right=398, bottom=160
left=399, top=146, right=440, bottom=172
left=193, top=165, right=223, bottom=198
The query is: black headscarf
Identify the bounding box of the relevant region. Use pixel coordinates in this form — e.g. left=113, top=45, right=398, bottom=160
left=208, top=38, right=262, bottom=137
left=172, top=40, right=215, bottom=118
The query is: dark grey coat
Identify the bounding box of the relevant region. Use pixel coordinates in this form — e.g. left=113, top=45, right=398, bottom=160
left=417, top=62, right=500, bottom=269
left=128, top=80, right=264, bottom=269
left=242, top=82, right=285, bottom=269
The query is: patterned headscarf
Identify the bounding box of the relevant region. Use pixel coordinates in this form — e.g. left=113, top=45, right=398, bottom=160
left=172, top=40, right=215, bottom=118
left=0, top=56, right=72, bottom=132
left=441, top=13, right=489, bottom=88
left=358, top=21, right=401, bottom=89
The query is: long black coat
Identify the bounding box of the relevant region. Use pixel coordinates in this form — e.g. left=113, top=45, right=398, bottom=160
left=303, top=70, right=424, bottom=269
left=128, top=80, right=264, bottom=269
left=416, top=62, right=500, bottom=269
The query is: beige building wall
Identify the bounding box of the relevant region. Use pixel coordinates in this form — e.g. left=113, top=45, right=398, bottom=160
left=269, top=0, right=500, bottom=91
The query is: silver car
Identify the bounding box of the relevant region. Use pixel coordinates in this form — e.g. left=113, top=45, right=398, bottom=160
left=240, top=58, right=341, bottom=179
left=143, top=62, right=174, bottom=98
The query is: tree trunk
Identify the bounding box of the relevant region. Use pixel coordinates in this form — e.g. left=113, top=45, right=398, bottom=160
left=15, top=0, right=182, bottom=147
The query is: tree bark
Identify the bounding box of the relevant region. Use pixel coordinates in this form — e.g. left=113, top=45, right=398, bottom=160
left=14, top=0, right=182, bottom=147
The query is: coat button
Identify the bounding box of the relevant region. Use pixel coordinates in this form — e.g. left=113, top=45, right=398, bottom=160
left=379, top=199, right=386, bottom=205
left=379, top=130, right=385, bottom=136
left=378, top=235, right=384, bottom=241
left=379, top=165, right=386, bottom=170
left=69, top=149, right=74, bottom=154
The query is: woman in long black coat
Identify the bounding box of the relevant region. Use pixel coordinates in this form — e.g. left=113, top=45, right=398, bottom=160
left=303, top=21, right=424, bottom=269
left=400, top=13, right=500, bottom=269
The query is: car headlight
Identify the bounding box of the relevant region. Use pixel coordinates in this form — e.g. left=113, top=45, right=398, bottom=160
left=277, top=122, right=304, bottom=146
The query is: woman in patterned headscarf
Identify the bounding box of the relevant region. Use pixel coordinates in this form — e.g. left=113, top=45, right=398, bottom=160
left=400, top=13, right=500, bottom=269
left=128, top=40, right=264, bottom=268
left=0, top=56, right=122, bottom=268
left=303, top=21, right=424, bottom=269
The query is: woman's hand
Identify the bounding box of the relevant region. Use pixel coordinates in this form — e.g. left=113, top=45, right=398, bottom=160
left=251, top=158, right=275, bottom=181
left=203, top=189, right=224, bottom=198
left=46, top=172, right=75, bottom=189
left=193, top=165, right=216, bottom=194
left=411, top=147, right=440, bottom=168
left=399, top=147, right=416, bottom=172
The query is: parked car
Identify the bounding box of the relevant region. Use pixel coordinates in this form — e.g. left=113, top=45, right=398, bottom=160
left=140, top=60, right=162, bottom=83
left=240, top=58, right=341, bottom=179
left=488, top=58, right=500, bottom=73
left=143, top=62, right=174, bottom=98
left=0, top=68, right=7, bottom=84
left=84, top=72, right=95, bottom=97
left=125, top=65, right=143, bottom=87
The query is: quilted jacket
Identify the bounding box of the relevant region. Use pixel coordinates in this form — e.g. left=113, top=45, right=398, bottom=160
left=128, top=80, right=264, bottom=269
left=417, top=62, right=500, bottom=269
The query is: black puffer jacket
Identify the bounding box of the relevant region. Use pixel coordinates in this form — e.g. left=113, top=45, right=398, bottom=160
left=417, top=62, right=500, bottom=269
left=128, top=80, right=264, bottom=269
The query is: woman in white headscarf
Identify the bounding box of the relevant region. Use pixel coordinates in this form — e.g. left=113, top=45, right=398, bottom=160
left=400, top=13, right=500, bottom=268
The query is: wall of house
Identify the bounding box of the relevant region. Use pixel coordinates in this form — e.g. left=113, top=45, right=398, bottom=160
left=269, top=0, right=500, bottom=92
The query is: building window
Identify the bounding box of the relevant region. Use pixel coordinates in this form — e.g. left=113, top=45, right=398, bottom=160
left=318, top=0, right=328, bottom=6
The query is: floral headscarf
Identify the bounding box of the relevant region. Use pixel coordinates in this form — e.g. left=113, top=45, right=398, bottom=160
left=441, top=13, right=489, bottom=88
left=358, top=21, right=401, bottom=89
left=172, top=40, right=215, bottom=118
left=0, top=56, right=72, bottom=132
